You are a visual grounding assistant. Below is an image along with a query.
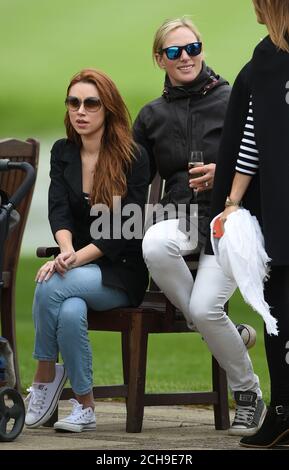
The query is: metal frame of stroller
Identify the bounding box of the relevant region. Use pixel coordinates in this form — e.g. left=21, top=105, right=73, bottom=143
left=0, top=158, right=35, bottom=442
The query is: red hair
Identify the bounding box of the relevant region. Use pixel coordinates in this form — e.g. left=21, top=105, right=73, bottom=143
left=64, top=69, right=136, bottom=209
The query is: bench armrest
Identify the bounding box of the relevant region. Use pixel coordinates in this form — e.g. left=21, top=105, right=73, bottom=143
left=36, top=246, right=60, bottom=258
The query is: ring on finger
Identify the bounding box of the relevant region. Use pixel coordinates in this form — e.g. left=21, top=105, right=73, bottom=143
left=205, top=181, right=209, bottom=188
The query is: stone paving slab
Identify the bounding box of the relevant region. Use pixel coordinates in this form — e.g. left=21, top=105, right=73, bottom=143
left=0, top=400, right=248, bottom=451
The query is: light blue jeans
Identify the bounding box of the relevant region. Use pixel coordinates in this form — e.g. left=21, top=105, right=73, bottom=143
left=32, top=264, right=130, bottom=395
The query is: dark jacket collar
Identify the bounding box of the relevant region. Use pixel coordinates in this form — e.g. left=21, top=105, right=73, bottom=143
left=60, top=139, right=82, bottom=196
left=253, top=34, right=289, bottom=55
left=162, top=62, right=228, bottom=102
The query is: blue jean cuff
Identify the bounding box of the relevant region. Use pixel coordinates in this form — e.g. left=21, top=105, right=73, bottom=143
left=72, top=386, right=93, bottom=396
left=33, top=354, right=58, bottom=362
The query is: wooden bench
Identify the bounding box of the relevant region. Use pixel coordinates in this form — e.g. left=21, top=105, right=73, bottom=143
left=0, top=138, right=39, bottom=391
left=38, top=171, right=230, bottom=432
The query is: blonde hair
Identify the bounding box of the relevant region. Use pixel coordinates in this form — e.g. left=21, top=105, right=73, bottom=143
left=152, top=16, right=201, bottom=63
left=252, top=0, right=289, bottom=52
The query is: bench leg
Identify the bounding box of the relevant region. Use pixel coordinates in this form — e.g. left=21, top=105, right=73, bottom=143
left=121, top=331, right=130, bottom=415
left=126, top=314, right=148, bottom=433
left=212, top=356, right=230, bottom=430
left=121, top=331, right=130, bottom=385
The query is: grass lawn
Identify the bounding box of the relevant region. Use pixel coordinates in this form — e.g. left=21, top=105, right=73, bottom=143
left=3, top=0, right=270, bottom=405
left=0, top=0, right=266, bottom=138
left=15, top=255, right=270, bottom=404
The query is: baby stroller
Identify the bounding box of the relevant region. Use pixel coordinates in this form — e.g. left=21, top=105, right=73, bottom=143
left=0, top=158, right=35, bottom=442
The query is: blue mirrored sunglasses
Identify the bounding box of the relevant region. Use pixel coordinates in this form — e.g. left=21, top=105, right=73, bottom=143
left=161, top=42, right=202, bottom=60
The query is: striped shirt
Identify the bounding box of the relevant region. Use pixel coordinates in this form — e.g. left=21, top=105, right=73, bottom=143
left=235, top=96, right=259, bottom=176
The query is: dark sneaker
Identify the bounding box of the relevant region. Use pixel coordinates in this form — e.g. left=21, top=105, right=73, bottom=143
left=235, top=324, right=256, bottom=349
left=228, top=391, right=267, bottom=436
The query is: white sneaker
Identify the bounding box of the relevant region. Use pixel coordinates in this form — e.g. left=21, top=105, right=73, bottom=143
left=25, top=363, right=67, bottom=428
left=54, top=399, right=96, bottom=433
left=235, top=323, right=257, bottom=349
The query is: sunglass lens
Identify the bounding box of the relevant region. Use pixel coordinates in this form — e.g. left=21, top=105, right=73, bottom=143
left=166, top=46, right=181, bottom=60
left=84, top=98, right=101, bottom=111
left=65, top=97, right=80, bottom=111
left=186, top=42, right=202, bottom=56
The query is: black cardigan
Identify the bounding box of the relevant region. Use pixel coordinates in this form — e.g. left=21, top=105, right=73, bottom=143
left=48, top=139, right=150, bottom=305
left=207, top=36, right=289, bottom=265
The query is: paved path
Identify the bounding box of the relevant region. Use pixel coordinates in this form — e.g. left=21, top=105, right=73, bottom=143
left=1, top=401, right=247, bottom=451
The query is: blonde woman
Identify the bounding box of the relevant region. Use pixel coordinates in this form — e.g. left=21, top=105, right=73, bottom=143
left=133, top=17, right=264, bottom=436
left=208, top=0, right=289, bottom=448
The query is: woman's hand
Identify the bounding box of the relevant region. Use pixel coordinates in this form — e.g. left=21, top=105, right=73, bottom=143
left=35, top=260, right=56, bottom=283
left=189, top=163, right=216, bottom=192
left=220, top=205, right=239, bottom=231
left=35, top=251, right=77, bottom=282
left=54, top=251, right=77, bottom=275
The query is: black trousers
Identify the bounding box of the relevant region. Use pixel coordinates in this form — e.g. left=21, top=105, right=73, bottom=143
left=264, top=265, right=289, bottom=405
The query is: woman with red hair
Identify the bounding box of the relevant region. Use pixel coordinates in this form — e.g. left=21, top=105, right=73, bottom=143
left=25, top=69, right=149, bottom=433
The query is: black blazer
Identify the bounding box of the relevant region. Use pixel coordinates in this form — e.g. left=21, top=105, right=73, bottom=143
left=48, top=139, right=150, bottom=306
left=207, top=37, right=289, bottom=265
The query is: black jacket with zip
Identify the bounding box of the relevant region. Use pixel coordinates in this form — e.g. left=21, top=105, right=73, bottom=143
left=48, top=139, right=150, bottom=306
left=133, top=63, right=230, bottom=243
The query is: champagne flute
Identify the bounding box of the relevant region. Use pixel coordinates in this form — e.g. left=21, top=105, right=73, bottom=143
left=188, top=151, right=204, bottom=200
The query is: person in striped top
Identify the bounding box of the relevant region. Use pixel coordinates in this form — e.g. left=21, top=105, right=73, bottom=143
left=211, top=0, right=289, bottom=449
left=235, top=98, right=259, bottom=176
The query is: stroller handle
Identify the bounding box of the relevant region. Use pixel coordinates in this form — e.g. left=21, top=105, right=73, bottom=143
left=0, top=160, right=36, bottom=209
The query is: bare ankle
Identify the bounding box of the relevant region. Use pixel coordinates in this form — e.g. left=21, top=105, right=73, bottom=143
left=34, top=361, right=56, bottom=383
left=75, top=392, right=95, bottom=410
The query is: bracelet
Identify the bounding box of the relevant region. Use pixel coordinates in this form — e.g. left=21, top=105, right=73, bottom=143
left=225, top=196, right=241, bottom=207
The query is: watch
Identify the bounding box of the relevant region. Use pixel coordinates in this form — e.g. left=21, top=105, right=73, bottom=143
left=225, top=196, right=241, bottom=207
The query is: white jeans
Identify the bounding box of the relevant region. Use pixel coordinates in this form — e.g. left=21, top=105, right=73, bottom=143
left=142, top=219, right=261, bottom=397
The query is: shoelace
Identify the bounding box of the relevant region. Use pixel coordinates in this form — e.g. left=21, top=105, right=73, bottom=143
left=25, top=386, right=47, bottom=413
left=234, top=404, right=256, bottom=425
left=66, top=398, right=85, bottom=420
left=65, top=399, right=95, bottom=423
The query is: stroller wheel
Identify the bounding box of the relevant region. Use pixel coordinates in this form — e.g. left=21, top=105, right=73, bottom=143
left=0, top=387, right=25, bottom=442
